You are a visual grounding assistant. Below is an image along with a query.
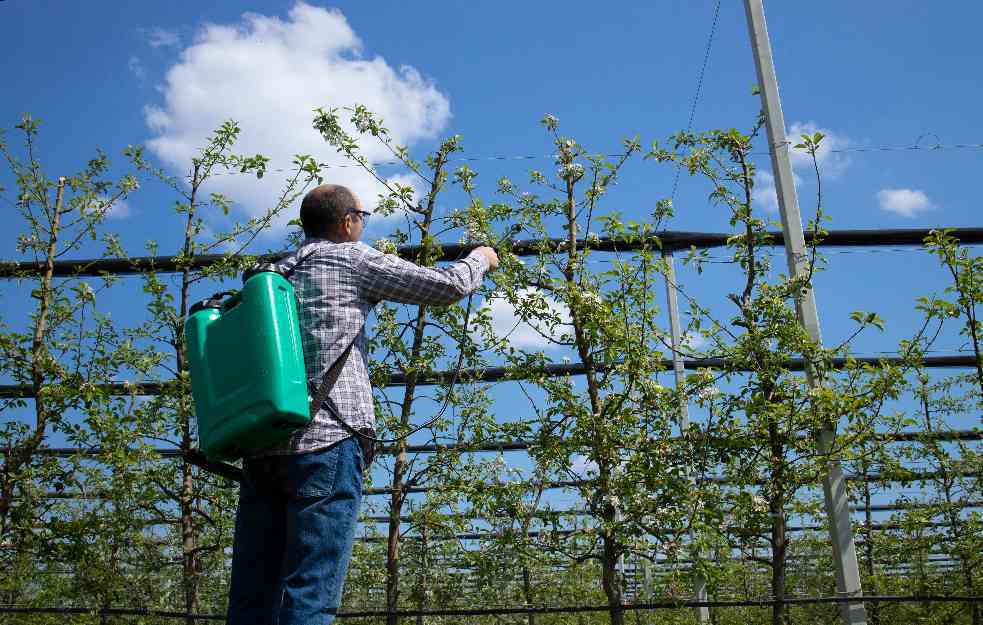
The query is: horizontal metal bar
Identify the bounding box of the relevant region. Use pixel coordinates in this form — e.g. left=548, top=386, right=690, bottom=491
left=410, top=552, right=963, bottom=570
left=362, top=499, right=983, bottom=524
left=11, top=428, right=978, bottom=460
left=21, top=468, right=977, bottom=499
left=361, top=517, right=975, bottom=543
left=0, top=355, right=975, bottom=399
left=359, top=513, right=983, bottom=542
left=344, top=467, right=983, bottom=496
left=12, top=495, right=980, bottom=527
left=787, top=520, right=967, bottom=533
left=11, top=440, right=534, bottom=458
left=860, top=499, right=983, bottom=513
left=1, top=227, right=980, bottom=279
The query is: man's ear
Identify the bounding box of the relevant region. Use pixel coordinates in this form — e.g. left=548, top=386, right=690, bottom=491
left=341, top=214, right=356, bottom=239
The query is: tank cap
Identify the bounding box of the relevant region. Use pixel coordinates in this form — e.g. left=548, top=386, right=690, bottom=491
left=242, top=262, right=284, bottom=284
left=189, top=297, right=225, bottom=316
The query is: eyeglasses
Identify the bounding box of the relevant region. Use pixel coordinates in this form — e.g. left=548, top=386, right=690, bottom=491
left=349, top=209, right=371, bottom=223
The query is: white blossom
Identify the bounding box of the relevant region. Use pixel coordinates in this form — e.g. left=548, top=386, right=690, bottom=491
left=373, top=238, right=397, bottom=254
left=698, top=385, right=720, bottom=401
left=465, top=222, right=486, bottom=244
left=581, top=291, right=602, bottom=305
left=751, top=495, right=769, bottom=513
left=557, top=162, right=585, bottom=181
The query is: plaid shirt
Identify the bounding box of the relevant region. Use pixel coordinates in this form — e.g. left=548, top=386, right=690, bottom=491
left=259, top=238, right=490, bottom=455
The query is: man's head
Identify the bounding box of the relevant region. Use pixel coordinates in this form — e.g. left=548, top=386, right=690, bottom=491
left=299, top=184, right=369, bottom=243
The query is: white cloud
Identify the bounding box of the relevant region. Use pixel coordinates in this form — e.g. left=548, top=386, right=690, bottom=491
left=681, top=331, right=706, bottom=351
left=85, top=197, right=132, bottom=220
left=107, top=198, right=132, bottom=219
left=751, top=122, right=849, bottom=213
left=787, top=121, right=851, bottom=178
left=570, top=454, right=598, bottom=477
left=481, top=288, right=571, bottom=351
left=144, top=107, right=169, bottom=133
left=752, top=169, right=802, bottom=214
left=145, top=27, right=181, bottom=49
left=128, top=56, right=146, bottom=80
left=877, top=188, right=935, bottom=218
left=142, top=2, right=450, bottom=235
left=752, top=170, right=779, bottom=214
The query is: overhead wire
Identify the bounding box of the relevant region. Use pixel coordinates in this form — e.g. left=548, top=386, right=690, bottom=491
left=193, top=140, right=983, bottom=179
left=670, top=0, right=723, bottom=203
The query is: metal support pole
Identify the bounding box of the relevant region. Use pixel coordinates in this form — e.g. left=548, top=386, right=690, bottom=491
left=742, top=1, right=867, bottom=623
left=663, top=250, right=710, bottom=624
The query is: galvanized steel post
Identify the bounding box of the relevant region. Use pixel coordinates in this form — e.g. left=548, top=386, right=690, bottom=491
left=743, top=1, right=867, bottom=623
left=663, top=249, right=710, bottom=623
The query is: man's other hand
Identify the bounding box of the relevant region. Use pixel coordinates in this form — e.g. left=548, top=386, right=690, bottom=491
left=473, top=246, right=499, bottom=271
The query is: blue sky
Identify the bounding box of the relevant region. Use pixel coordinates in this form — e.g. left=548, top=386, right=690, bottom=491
left=2, top=0, right=979, bottom=343
left=2, top=2, right=980, bottom=516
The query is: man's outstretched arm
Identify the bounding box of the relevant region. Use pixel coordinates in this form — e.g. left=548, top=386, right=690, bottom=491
left=358, top=245, right=498, bottom=306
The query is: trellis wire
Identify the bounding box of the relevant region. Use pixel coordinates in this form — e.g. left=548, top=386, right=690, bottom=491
left=164, top=140, right=983, bottom=180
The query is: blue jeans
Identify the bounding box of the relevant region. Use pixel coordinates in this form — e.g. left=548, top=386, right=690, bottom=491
left=227, top=437, right=363, bottom=625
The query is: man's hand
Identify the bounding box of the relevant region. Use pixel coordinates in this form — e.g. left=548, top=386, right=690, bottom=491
left=473, top=246, right=499, bottom=271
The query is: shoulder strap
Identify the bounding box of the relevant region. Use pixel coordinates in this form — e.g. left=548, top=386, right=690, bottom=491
left=308, top=333, right=360, bottom=418
left=283, top=242, right=367, bottom=420
left=282, top=245, right=321, bottom=279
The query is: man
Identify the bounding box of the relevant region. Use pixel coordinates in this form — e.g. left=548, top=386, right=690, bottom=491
left=226, top=184, right=498, bottom=624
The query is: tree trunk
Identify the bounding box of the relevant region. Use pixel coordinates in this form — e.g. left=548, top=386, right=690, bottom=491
left=769, top=509, right=787, bottom=625
left=180, top=425, right=198, bottom=625
left=1, top=177, right=66, bottom=558
left=415, top=525, right=428, bottom=625
left=522, top=564, right=536, bottom=625
left=176, top=166, right=200, bottom=625
left=601, top=531, right=625, bottom=625
left=386, top=445, right=405, bottom=625
left=964, top=564, right=981, bottom=625
left=557, top=144, right=619, bottom=624
left=387, top=216, right=434, bottom=625
left=767, top=416, right=786, bottom=625
left=0, top=178, right=65, bottom=536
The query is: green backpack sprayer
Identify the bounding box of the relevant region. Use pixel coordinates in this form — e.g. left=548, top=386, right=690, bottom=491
left=184, top=250, right=360, bottom=461
left=184, top=265, right=311, bottom=460
left=184, top=229, right=515, bottom=464
left=183, top=253, right=435, bottom=464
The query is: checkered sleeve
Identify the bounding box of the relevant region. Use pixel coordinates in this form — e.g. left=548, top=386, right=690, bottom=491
left=357, top=245, right=490, bottom=305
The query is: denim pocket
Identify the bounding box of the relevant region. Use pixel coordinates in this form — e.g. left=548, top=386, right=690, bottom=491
left=291, top=444, right=341, bottom=498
